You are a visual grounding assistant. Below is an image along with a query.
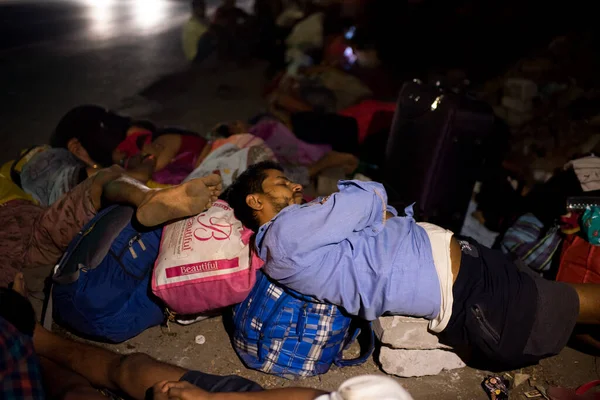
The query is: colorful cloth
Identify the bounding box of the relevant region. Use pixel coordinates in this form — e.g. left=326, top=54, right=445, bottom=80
left=582, top=206, right=600, bottom=245
left=115, top=130, right=153, bottom=159
left=0, top=146, right=51, bottom=205
left=150, top=134, right=208, bottom=185
left=0, top=177, right=96, bottom=288
left=500, top=213, right=562, bottom=272
left=20, top=148, right=85, bottom=207
left=0, top=317, right=45, bottom=399
left=0, top=176, right=33, bottom=206
left=233, top=271, right=373, bottom=378
left=249, top=120, right=330, bottom=166
left=339, top=100, right=396, bottom=144
left=185, top=135, right=276, bottom=189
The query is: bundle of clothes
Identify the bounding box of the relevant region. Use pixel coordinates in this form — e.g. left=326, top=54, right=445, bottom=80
left=476, top=154, right=600, bottom=284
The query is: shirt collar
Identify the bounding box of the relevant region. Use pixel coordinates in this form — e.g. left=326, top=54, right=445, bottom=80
left=254, top=204, right=300, bottom=258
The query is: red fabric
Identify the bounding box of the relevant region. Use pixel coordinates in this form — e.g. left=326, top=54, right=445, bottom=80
left=115, top=130, right=152, bottom=158
left=324, top=35, right=348, bottom=66
left=179, top=134, right=207, bottom=156
left=576, top=380, right=600, bottom=395
left=339, top=100, right=396, bottom=143
left=556, top=234, right=600, bottom=284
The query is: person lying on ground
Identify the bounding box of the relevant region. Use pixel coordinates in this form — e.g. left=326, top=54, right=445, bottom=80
left=17, top=105, right=215, bottom=205
left=224, top=161, right=600, bottom=370
left=213, top=119, right=359, bottom=186
left=0, top=273, right=414, bottom=400
left=21, top=105, right=281, bottom=205
left=0, top=164, right=222, bottom=288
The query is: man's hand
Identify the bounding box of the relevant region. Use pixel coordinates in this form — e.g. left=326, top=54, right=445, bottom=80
left=153, top=381, right=211, bottom=400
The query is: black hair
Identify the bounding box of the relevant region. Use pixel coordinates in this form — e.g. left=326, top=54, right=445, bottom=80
left=0, top=288, right=36, bottom=337
left=214, top=123, right=233, bottom=138
left=221, top=161, right=284, bottom=232
left=50, top=105, right=132, bottom=168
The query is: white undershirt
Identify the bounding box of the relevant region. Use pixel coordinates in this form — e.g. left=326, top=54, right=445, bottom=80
left=417, top=222, right=454, bottom=333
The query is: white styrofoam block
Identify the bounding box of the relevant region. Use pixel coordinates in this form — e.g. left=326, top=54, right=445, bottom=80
left=374, top=316, right=449, bottom=350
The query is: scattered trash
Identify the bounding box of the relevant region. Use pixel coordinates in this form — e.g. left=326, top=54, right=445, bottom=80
left=524, top=389, right=543, bottom=398
left=195, top=335, right=206, bottom=345
left=482, top=375, right=509, bottom=399
left=536, top=385, right=550, bottom=400
left=513, top=373, right=531, bottom=388
left=176, top=314, right=210, bottom=326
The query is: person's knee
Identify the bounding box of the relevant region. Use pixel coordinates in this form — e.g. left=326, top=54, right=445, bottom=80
left=111, top=352, right=155, bottom=381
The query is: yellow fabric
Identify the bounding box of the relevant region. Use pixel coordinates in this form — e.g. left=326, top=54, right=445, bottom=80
left=0, top=175, right=33, bottom=205
left=0, top=145, right=49, bottom=206
left=146, top=180, right=172, bottom=189
left=0, top=161, right=13, bottom=180
left=182, top=16, right=209, bottom=61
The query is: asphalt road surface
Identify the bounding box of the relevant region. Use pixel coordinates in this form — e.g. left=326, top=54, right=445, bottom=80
left=0, top=0, right=245, bottom=161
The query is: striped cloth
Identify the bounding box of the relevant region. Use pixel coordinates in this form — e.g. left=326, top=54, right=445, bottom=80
left=232, top=271, right=372, bottom=379
left=500, top=213, right=562, bottom=272
left=0, top=317, right=45, bottom=399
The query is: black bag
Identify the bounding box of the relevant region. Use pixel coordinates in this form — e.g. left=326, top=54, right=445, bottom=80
left=291, top=112, right=359, bottom=155
left=383, top=80, right=496, bottom=232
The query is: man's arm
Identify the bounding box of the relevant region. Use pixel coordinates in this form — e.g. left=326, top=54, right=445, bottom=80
left=261, top=181, right=396, bottom=318
left=33, top=324, right=187, bottom=400
left=153, top=380, right=325, bottom=400
left=265, top=180, right=390, bottom=255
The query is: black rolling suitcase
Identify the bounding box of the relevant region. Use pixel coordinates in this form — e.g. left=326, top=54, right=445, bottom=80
left=383, top=80, right=496, bottom=232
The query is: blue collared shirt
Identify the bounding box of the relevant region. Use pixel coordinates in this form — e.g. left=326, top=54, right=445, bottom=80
left=256, top=180, right=441, bottom=321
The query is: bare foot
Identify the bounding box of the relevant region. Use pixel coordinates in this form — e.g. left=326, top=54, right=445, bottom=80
left=136, top=174, right=223, bottom=226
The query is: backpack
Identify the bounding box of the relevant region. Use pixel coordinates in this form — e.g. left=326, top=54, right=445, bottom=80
left=232, top=271, right=374, bottom=379
left=46, top=205, right=165, bottom=343
left=152, top=200, right=264, bottom=315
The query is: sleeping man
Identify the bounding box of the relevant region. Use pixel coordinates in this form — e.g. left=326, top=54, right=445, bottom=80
left=224, top=161, right=600, bottom=369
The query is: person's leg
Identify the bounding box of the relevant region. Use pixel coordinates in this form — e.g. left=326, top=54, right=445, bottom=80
left=25, top=167, right=222, bottom=267
left=33, top=324, right=187, bottom=400
left=94, top=166, right=223, bottom=226
left=569, top=283, right=600, bottom=324
left=39, top=357, right=106, bottom=400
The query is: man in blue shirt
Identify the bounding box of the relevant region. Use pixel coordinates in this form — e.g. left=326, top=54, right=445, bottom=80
left=225, top=161, right=600, bottom=369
